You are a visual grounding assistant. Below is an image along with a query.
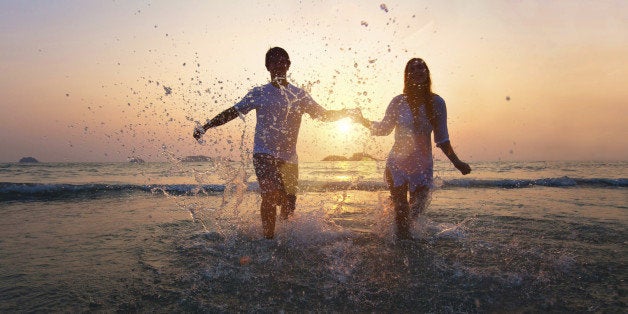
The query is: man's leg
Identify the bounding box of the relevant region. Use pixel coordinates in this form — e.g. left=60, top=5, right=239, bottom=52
left=260, top=190, right=284, bottom=239
left=253, top=154, right=285, bottom=239
left=279, top=162, right=298, bottom=220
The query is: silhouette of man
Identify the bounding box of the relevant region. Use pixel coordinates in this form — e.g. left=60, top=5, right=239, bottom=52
left=194, top=47, right=352, bottom=238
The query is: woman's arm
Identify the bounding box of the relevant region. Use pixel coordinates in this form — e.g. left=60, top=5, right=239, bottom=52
left=431, top=95, right=470, bottom=174
left=353, top=97, right=400, bottom=136
left=438, top=141, right=471, bottom=175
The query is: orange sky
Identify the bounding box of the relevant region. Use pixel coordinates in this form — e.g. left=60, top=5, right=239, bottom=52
left=1, top=0, right=627, bottom=162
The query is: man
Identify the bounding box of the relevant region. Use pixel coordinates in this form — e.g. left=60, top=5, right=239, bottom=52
left=193, top=47, right=352, bottom=239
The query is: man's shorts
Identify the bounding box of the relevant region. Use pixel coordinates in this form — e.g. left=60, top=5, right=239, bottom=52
left=252, top=153, right=298, bottom=195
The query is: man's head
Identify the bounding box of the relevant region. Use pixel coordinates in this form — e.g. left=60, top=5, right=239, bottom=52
left=265, top=47, right=291, bottom=75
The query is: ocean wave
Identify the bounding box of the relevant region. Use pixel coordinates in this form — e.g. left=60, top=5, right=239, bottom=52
left=0, top=182, right=225, bottom=201
left=0, top=177, right=625, bottom=200
left=442, top=177, right=627, bottom=189
left=300, top=177, right=627, bottom=190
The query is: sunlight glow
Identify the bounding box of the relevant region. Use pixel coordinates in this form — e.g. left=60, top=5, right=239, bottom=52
left=336, top=119, right=352, bottom=134
left=0, top=1, right=626, bottom=162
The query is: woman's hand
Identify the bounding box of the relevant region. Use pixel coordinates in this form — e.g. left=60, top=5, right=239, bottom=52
left=454, top=160, right=471, bottom=175
left=348, top=108, right=372, bottom=128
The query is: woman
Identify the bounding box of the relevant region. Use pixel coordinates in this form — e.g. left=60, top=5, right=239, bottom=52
left=354, top=58, right=471, bottom=239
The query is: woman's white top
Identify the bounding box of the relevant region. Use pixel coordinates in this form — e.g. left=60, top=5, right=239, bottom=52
left=370, top=94, right=449, bottom=191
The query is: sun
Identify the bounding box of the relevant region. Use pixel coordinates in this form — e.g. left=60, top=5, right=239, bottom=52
left=336, top=119, right=352, bottom=134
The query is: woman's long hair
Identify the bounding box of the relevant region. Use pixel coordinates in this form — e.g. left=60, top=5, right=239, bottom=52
left=403, top=58, right=435, bottom=129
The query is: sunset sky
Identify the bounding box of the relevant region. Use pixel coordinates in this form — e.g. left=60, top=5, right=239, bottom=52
left=1, top=0, right=626, bottom=162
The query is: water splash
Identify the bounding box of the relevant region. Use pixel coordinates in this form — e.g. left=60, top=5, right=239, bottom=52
left=276, top=209, right=349, bottom=247
left=428, top=216, right=475, bottom=240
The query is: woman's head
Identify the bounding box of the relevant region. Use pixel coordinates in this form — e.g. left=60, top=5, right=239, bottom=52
left=403, top=58, right=431, bottom=95
left=404, top=58, right=436, bottom=125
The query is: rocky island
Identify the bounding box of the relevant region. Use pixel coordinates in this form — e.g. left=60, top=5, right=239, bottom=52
left=181, top=155, right=212, bottom=162
left=128, top=157, right=145, bottom=163
left=19, top=157, right=39, bottom=163
left=322, top=153, right=380, bottom=161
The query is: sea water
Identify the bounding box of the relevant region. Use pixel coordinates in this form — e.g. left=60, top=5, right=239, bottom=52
left=0, top=160, right=626, bottom=312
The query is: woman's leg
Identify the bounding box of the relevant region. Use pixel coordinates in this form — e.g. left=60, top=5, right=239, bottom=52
left=281, top=194, right=296, bottom=219
left=385, top=168, right=411, bottom=239
left=409, top=186, right=431, bottom=219
left=393, top=190, right=411, bottom=239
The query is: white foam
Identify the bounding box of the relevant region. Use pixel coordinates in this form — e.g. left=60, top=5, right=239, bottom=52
left=275, top=210, right=350, bottom=247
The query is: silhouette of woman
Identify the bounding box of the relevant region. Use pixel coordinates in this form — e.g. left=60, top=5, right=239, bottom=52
left=354, top=58, right=471, bottom=239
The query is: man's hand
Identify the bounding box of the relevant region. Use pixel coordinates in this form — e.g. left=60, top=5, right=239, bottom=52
left=193, top=123, right=206, bottom=140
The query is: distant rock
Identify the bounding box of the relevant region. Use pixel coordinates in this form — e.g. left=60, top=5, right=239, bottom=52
left=322, top=155, right=348, bottom=161
left=322, top=153, right=381, bottom=161
left=181, top=155, right=211, bottom=162
left=348, top=153, right=380, bottom=161
left=128, top=157, right=145, bottom=163
left=19, top=157, right=39, bottom=163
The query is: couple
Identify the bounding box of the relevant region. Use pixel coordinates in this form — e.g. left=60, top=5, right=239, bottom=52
left=193, top=47, right=471, bottom=240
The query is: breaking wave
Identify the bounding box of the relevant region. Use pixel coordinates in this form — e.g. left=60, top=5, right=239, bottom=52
left=0, top=176, right=625, bottom=201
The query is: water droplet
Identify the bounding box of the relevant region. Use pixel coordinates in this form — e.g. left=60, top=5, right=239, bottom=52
left=239, top=256, right=251, bottom=265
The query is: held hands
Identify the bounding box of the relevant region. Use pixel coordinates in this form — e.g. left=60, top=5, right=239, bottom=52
left=346, top=108, right=369, bottom=127
left=345, top=108, right=363, bottom=120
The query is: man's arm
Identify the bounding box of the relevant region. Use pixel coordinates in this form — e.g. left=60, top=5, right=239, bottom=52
left=438, top=141, right=471, bottom=175
left=193, top=107, right=240, bottom=139
left=318, top=109, right=350, bottom=122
